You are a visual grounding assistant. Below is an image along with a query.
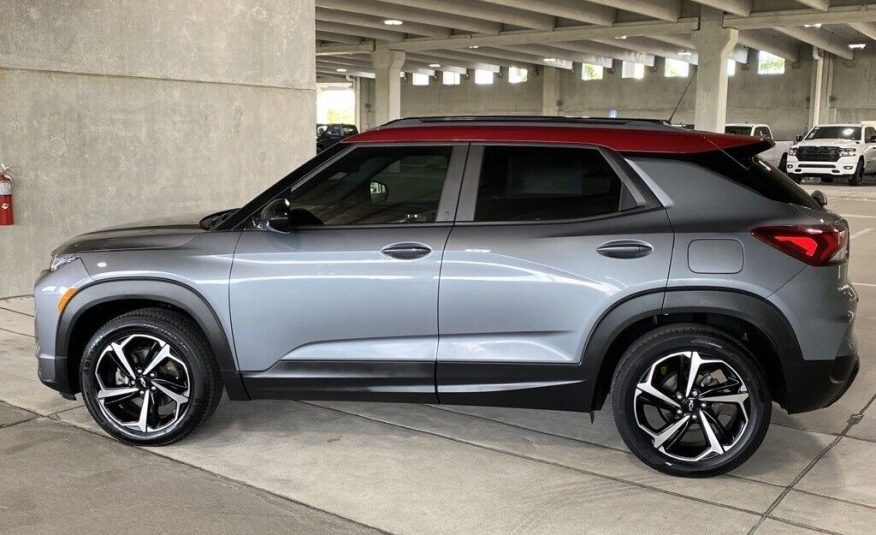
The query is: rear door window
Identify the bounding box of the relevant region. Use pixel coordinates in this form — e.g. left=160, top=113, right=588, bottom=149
left=474, top=146, right=623, bottom=222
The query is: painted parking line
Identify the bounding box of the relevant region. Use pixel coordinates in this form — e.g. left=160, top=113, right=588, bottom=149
left=843, top=214, right=876, bottom=219
left=853, top=282, right=876, bottom=288
left=850, top=228, right=874, bottom=239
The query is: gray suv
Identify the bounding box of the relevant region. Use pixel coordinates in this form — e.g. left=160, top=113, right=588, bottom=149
left=35, top=117, right=859, bottom=477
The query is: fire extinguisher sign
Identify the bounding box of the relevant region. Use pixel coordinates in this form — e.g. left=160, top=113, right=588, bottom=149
left=0, top=164, right=14, bottom=226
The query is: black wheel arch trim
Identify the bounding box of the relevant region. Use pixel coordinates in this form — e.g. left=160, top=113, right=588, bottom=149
left=56, top=277, right=249, bottom=400
left=583, top=287, right=803, bottom=412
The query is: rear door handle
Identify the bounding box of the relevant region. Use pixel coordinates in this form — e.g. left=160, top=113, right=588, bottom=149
left=381, top=243, right=432, bottom=260
left=597, top=240, right=653, bottom=259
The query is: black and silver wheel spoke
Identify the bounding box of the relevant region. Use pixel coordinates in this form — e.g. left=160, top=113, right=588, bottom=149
left=633, top=351, right=751, bottom=462
left=94, top=334, right=191, bottom=436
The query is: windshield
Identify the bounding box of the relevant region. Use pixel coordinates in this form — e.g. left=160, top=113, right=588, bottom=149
left=724, top=126, right=752, bottom=136
left=805, top=126, right=861, bottom=141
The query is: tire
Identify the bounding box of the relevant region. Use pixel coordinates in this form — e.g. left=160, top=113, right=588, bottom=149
left=80, top=307, right=223, bottom=446
left=821, top=177, right=834, bottom=183
left=849, top=159, right=864, bottom=186
left=611, top=324, right=771, bottom=478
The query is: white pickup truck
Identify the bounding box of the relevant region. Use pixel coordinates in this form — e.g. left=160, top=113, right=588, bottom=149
left=785, top=123, right=876, bottom=185
left=724, top=123, right=794, bottom=169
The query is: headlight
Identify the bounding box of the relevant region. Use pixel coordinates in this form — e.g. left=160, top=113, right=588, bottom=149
left=839, top=148, right=857, bottom=157
left=50, top=254, right=78, bottom=272
left=789, top=147, right=797, bottom=156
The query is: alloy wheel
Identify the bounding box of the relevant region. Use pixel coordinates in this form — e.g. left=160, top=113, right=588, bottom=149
left=633, top=351, right=750, bottom=462
left=93, top=333, right=191, bottom=436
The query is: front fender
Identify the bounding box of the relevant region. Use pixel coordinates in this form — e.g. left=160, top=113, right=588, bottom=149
left=58, top=278, right=248, bottom=400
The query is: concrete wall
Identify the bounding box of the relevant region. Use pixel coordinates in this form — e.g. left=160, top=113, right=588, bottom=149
left=0, top=0, right=315, bottom=296
left=832, top=46, right=876, bottom=124
left=386, top=50, right=876, bottom=141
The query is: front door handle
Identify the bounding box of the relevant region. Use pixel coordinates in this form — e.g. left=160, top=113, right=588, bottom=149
left=597, top=240, right=653, bottom=259
left=381, top=243, right=432, bottom=260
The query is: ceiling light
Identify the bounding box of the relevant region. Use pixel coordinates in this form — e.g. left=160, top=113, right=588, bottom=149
left=428, top=63, right=441, bottom=68
left=383, top=19, right=403, bottom=26
left=849, top=43, right=867, bottom=49
left=468, top=45, right=479, bottom=49
left=543, top=57, right=558, bottom=63
left=803, top=23, right=822, bottom=29
left=615, top=35, right=628, bottom=40
left=678, top=49, right=692, bottom=56
left=336, top=68, right=347, bottom=73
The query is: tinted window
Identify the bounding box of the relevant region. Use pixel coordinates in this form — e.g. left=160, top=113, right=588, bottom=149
left=805, top=126, right=861, bottom=140
left=474, top=146, right=622, bottom=222
left=725, top=126, right=752, bottom=136
left=675, top=151, right=820, bottom=209
left=342, top=126, right=358, bottom=136
left=865, top=127, right=876, bottom=141
left=283, top=146, right=452, bottom=225
left=754, top=127, right=771, bottom=138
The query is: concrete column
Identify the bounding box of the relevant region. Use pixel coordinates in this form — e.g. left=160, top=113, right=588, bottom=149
left=371, top=49, right=406, bottom=125
left=809, top=50, right=834, bottom=129
left=542, top=66, right=561, bottom=116
left=691, top=7, right=738, bottom=132
left=0, top=0, right=315, bottom=296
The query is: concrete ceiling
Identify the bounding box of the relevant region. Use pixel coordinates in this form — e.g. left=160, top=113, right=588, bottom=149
left=314, top=0, right=876, bottom=80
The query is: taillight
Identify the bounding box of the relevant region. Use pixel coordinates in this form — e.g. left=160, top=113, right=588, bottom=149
left=752, top=224, right=849, bottom=266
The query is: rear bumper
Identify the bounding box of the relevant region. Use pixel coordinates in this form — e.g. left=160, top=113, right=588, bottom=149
left=783, top=353, right=859, bottom=413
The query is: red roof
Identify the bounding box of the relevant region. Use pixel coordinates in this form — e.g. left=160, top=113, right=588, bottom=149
left=344, top=124, right=765, bottom=155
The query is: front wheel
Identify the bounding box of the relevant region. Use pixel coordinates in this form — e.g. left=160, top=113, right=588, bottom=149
left=849, top=159, right=864, bottom=186
left=80, top=308, right=223, bottom=446
left=611, top=324, right=771, bottom=478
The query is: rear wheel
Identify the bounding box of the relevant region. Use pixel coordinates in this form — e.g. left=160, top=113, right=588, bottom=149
left=80, top=308, right=223, bottom=446
left=849, top=159, right=864, bottom=186
left=611, top=324, right=771, bottom=477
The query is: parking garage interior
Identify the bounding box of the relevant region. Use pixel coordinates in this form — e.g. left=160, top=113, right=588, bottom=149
left=2, top=1, right=876, bottom=534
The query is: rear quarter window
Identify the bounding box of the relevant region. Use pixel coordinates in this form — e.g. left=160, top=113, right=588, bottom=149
left=628, top=150, right=820, bottom=210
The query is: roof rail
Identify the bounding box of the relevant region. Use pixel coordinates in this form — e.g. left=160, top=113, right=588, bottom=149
left=380, top=115, right=673, bottom=128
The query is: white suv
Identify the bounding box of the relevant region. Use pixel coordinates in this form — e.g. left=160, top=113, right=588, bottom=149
left=785, top=123, right=876, bottom=185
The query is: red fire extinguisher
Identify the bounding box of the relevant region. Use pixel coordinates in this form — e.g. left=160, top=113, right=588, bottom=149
left=0, top=165, right=13, bottom=226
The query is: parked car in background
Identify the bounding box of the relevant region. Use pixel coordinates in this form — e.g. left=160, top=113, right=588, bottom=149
left=35, top=116, right=857, bottom=478
left=785, top=123, right=876, bottom=185
left=317, top=123, right=358, bottom=152
left=725, top=123, right=794, bottom=170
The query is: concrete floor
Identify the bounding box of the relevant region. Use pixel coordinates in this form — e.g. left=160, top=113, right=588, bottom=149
left=2, top=182, right=875, bottom=534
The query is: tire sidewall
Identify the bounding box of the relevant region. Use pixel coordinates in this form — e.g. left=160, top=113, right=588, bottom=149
left=850, top=159, right=864, bottom=186
left=612, top=328, right=771, bottom=477
left=80, top=315, right=211, bottom=445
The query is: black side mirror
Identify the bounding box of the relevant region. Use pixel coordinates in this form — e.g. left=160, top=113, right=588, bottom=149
left=811, top=190, right=828, bottom=208
left=260, top=198, right=292, bottom=233
left=795, top=135, right=804, bottom=142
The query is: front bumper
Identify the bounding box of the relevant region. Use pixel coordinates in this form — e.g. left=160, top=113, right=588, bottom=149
left=786, top=156, right=859, bottom=177
left=783, top=353, right=859, bottom=413
left=33, top=260, right=92, bottom=397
